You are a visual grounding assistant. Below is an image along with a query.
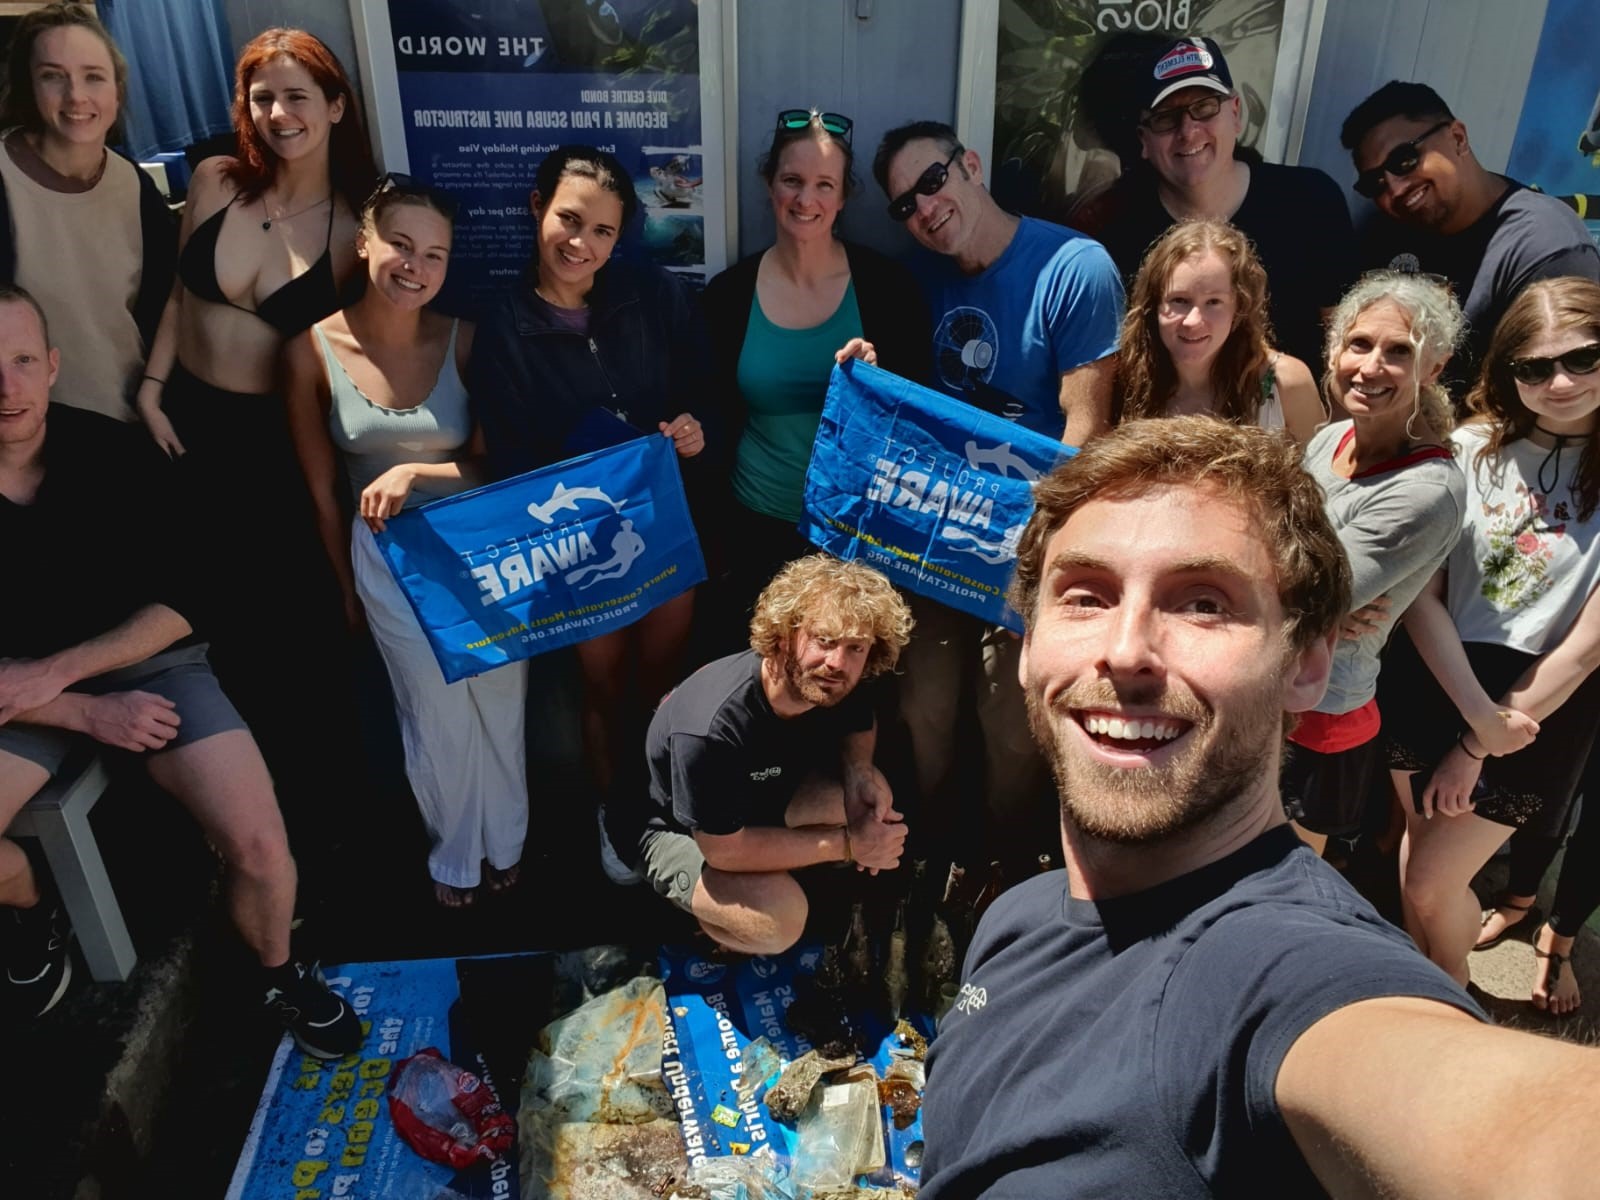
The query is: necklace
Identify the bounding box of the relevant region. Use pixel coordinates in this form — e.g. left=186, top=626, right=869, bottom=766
left=261, top=194, right=331, bottom=231
left=1533, top=422, right=1585, bottom=495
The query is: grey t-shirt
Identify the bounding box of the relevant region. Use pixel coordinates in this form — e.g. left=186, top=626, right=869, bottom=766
left=1303, top=421, right=1465, bottom=713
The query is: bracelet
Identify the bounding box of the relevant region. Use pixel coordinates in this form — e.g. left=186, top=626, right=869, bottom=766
left=1457, top=733, right=1487, bottom=760
left=840, top=822, right=854, bottom=865
left=142, top=374, right=166, bottom=386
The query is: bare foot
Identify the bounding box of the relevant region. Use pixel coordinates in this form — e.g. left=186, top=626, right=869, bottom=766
left=1475, top=895, right=1535, bottom=949
left=1532, top=924, right=1581, bottom=1015
left=485, top=862, right=520, bottom=894
left=434, top=881, right=476, bottom=909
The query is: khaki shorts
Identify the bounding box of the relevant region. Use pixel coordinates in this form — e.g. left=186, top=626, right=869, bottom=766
left=639, top=829, right=706, bottom=914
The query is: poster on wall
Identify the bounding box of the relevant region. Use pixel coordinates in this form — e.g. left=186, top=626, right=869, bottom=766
left=1506, top=0, right=1600, bottom=245
left=986, top=0, right=1303, bottom=225
left=350, top=0, right=728, bottom=315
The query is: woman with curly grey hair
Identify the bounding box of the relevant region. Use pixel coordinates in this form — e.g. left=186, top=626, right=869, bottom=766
left=1280, top=272, right=1469, bottom=858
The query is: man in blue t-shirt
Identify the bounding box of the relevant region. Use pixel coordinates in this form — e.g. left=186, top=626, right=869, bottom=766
left=920, top=416, right=1600, bottom=1198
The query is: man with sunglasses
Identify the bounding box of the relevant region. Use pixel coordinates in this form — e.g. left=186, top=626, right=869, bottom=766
left=1344, top=81, right=1600, bottom=390
left=1092, top=35, right=1355, bottom=374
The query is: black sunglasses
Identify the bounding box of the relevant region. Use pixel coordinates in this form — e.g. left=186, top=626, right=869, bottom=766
left=777, top=109, right=853, bottom=142
left=1139, top=93, right=1226, bottom=135
left=367, top=171, right=459, bottom=220
left=1353, top=120, right=1451, bottom=199
left=1507, top=342, right=1600, bottom=385
left=887, top=148, right=962, bottom=222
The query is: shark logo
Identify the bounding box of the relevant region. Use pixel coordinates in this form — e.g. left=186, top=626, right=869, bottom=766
left=964, top=439, right=1038, bottom=481
left=526, top=481, right=625, bottom=525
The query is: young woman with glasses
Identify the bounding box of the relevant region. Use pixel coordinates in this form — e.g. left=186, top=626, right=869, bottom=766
left=0, top=2, right=174, bottom=423
left=469, top=144, right=708, bottom=812
left=1114, top=219, right=1321, bottom=446
left=284, top=179, right=528, bottom=909
left=701, top=108, right=931, bottom=638
left=1380, top=277, right=1600, bottom=995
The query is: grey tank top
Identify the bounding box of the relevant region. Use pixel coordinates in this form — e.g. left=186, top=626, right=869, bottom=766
left=318, top=320, right=473, bottom=509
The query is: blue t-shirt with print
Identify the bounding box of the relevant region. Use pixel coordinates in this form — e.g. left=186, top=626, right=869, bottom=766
left=915, top=215, right=1122, bottom=439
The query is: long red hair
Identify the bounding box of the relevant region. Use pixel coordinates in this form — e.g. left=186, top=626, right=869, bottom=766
left=225, top=28, right=375, bottom=212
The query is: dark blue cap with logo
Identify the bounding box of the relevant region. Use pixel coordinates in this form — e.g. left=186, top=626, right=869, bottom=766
left=1140, top=35, right=1234, bottom=111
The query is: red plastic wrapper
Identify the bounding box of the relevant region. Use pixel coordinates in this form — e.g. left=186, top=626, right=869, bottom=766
left=387, top=1047, right=516, bottom=1169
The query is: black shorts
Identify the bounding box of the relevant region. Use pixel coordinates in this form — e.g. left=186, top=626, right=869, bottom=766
left=1281, top=735, right=1382, bottom=837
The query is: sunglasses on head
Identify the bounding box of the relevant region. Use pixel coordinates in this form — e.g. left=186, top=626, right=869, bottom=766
left=1507, top=342, right=1600, bottom=386
left=368, top=171, right=459, bottom=220
left=887, top=148, right=962, bottom=222
left=1353, top=120, right=1452, bottom=199
left=1139, top=93, right=1226, bottom=135
left=776, top=109, right=853, bottom=142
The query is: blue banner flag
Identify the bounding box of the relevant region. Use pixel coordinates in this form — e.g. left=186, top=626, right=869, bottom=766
left=376, top=435, right=705, bottom=682
left=802, top=359, right=1074, bottom=630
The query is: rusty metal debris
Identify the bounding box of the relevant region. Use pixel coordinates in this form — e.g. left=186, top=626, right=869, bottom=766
left=761, top=1048, right=858, bottom=1124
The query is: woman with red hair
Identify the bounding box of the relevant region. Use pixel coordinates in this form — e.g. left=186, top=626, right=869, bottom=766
left=135, top=29, right=375, bottom=773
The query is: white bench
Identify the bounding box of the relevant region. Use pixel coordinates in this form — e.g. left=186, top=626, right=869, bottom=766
left=10, top=754, right=136, bottom=982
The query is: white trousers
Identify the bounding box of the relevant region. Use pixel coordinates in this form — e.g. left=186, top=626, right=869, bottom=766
left=352, top=518, right=530, bottom=887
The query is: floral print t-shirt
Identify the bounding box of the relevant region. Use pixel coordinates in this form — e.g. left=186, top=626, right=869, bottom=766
left=1446, top=423, right=1600, bottom=654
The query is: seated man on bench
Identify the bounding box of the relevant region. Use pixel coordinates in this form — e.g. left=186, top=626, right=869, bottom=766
left=0, top=284, right=360, bottom=1057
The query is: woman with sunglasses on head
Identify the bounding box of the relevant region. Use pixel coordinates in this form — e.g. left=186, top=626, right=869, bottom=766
left=470, top=144, right=707, bottom=808
left=284, top=179, right=527, bottom=909
left=702, top=108, right=931, bottom=631
left=1380, top=277, right=1600, bottom=995
left=133, top=29, right=375, bottom=777
left=0, top=2, right=174, bottom=422
left=1115, top=219, right=1321, bottom=445
left=1281, top=272, right=1469, bottom=862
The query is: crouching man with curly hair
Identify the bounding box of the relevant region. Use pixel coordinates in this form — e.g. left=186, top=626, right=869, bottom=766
left=600, top=556, right=914, bottom=953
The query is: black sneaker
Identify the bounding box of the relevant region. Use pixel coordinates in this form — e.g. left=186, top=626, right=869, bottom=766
left=2, top=902, right=73, bottom=1018
left=263, top=962, right=364, bottom=1059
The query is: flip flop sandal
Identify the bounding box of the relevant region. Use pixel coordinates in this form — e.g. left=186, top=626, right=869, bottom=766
left=1533, top=930, right=1577, bottom=1014
left=1475, top=896, right=1534, bottom=951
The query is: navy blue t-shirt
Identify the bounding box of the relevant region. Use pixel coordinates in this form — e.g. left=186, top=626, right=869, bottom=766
left=920, top=826, right=1482, bottom=1198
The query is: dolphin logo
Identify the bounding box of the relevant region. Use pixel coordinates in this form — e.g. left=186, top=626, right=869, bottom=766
left=964, top=440, right=1038, bottom=481
left=526, top=481, right=625, bottom=525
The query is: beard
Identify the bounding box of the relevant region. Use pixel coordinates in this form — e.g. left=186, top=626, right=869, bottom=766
left=1024, top=673, right=1282, bottom=846
left=784, top=651, right=852, bottom=708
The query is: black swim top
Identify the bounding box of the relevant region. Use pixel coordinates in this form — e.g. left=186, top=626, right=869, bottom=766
left=178, top=194, right=353, bottom=335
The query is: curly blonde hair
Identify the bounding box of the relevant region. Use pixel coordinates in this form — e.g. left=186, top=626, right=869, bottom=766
left=750, top=555, right=913, bottom=678
left=1116, top=219, right=1276, bottom=426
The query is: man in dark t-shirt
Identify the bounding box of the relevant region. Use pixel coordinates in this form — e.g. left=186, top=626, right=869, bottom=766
left=1088, top=35, right=1355, bottom=370
left=0, top=286, right=360, bottom=1056
left=920, top=417, right=1600, bottom=1198
left=1343, top=81, right=1600, bottom=391
left=605, top=556, right=912, bottom=955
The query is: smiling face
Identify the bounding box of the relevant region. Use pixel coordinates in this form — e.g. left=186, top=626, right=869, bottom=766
left=1512, top=322, right=1600, bottom=437
left=1138, top=86, right=1240, bottom=189
left=769, top=134, right=847, bottom=245
left=1354, top=114, right=1464, bottom=231
left=29, top=25, right=118, bottom=151
left=783, top=624, right=871, bottom=708
left=359, top=202, right=452, bottom=310
left=531, top=173, right=623, bottom=302
left=883, top=136, right=983, bottom=259
left=1019, top=484, right=1310, bottom=844
left=1330, top=300, right=1443, bottom=422
left=246, top=55, right=344, bottom=166
left=1157, top=248, right=1238, bottom=373
left=0, top=298, right=59, bottom=452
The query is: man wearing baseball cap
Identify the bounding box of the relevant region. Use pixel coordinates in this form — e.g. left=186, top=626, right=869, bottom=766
left=1092, top=35, right=1355, bottom=372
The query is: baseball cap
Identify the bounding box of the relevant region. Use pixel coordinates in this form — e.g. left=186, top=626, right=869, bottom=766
left=1139, top=36, right=1234, bottom=111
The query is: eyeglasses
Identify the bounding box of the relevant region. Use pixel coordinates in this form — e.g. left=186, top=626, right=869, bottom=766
left=367, top=171, right=459, bottom=220
left=1353, top=120, right=1452, bottom=199
left=887, top=149, right=962, bottom=222
left=1506, top=342, right=1600, bottom=385
left=1139, top=93, right=1226, bottom=135
left=776, top=109, right=853, bottom=143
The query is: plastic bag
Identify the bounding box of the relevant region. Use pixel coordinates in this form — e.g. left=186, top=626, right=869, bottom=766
left=791, top=1068, right=886, bottom=1192
left=387, top=1048, right=516, bottom=1169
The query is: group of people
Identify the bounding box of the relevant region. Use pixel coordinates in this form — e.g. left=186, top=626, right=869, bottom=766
left=3, top=6, right=1600, bottom=1189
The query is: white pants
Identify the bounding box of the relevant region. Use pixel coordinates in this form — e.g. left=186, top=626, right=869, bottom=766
left=352, top=518, right=529, bottom=887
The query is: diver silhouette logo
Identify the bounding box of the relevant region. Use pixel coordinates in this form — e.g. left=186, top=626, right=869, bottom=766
left=565, top=519, right=646, bottom=589
left=526, top=481, right=625, bottom=525
left=940, top=521, right=1026, bottom=565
